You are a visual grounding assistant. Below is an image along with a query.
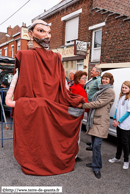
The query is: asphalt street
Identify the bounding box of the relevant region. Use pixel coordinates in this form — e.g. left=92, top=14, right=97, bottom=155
left=0, top=123, right=130, bottom=194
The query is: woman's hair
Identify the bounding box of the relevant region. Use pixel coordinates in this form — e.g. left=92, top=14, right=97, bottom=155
left=119, top=81, right=130, bottom=100
left=74, top=71, right=87, bottom=84
left=101, top=72, right=114, bottom=85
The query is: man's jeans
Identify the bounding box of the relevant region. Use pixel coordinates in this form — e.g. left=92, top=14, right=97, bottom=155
left=92, top=136, right=102, bottom=171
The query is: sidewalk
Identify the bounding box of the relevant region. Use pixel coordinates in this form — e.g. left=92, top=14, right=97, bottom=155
left=1, top=125, right=130, bottom=194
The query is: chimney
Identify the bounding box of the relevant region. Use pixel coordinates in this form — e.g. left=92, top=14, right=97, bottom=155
left=22, top=22, right=26, bottom=27
left=7, top=25, right=12, bottom=36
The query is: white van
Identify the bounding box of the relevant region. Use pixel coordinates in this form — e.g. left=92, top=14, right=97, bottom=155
left=82, top=68, right=130, bottom=137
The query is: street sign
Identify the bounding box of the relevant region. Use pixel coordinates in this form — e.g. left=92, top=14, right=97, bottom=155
left=74, top=40, right=87, bottom=56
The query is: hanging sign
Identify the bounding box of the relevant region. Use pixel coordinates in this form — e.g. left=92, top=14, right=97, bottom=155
left=21, top=27, right=30, bottom=40
left=74, top=40, right=87, bottom=56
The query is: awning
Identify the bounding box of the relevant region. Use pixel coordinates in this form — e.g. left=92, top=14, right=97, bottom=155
left=95, top=62, right=130, bottom=69
left=63, top=55, right=86, bottom=62
left=0, top=56, right=15, bottom=64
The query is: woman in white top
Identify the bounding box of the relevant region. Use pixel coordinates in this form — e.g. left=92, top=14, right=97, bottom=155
left=109, top=81, right=130, bottom=170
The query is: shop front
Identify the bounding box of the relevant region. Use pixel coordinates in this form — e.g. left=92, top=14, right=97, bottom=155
left=52, top=43, right=90, bottom=78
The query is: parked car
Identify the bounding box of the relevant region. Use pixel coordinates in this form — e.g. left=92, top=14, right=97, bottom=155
left=0, top=56, right=15, bottom=87
left=82, top=68, right=130, bottom=137
left=0, top=56, right=15, bottom=118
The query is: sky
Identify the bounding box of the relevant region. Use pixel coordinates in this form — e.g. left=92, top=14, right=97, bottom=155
left=0, top=0, right=61, bottom=33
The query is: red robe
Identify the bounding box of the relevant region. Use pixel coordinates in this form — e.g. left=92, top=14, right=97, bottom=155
left=13, top=48, right=86, bottom=176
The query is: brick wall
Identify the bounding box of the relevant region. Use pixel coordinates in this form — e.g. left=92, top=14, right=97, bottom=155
left=37, top=0, right=130, bottom=77
left=0, top=32, right=6, bottom=40
left=89, top=10, right=130, bottom=63
left=42, top=0, right=130, bottom=63
left=93, top=0, right=130, bottom=17
left=8, top=43, right=13, bottom=57
left=0, top=36, right=11, bottom=44
left=8, top=25, right=20, bottom=36
left=101, top=16, right=130, bottom=63
left=14, top=41, right=17, bottom=57
left=0, top=33, right=28, bottom=58
left=21, top=39, right=28, bottom=50
left=44, top=0, right=92, bottom=49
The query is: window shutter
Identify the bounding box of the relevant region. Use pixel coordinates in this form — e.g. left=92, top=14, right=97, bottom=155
left=65, top=17, right=79, bottom=43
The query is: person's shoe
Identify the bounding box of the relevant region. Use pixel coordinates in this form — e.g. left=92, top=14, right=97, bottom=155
left=108, top=157, right=120, bottom=163
left=86, top=146, right=92, bottom=151
left=86, top=163, right=92, bottom=168
left=75, top=157, right=82, bottom=162
left=123, top=162, right=129, bottom=169
left=93, top=171, right=101, bottom=179
left=86, top=142, right=91, bottom=146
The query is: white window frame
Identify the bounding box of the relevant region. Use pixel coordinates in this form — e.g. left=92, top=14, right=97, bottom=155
left=11, top=45, right=14, bottom=58
left=89, top=22, right=105, bottom=62
left=91, top=28, right=102, bottom=62
left=4, top=47, right=8, bottom=56
left=61, top=9, right=82, bottom=46
left=92, top=28, right=102, bottom=49
left=0, top=49, right=2, bottom=56
left=88, top=22, right=105, bottom=30
left=17, top=39, right=21, bottom=51
left=65, top=17, right=79, bottom=46
left=61, top=9, right=82, bottom=21
left=76, top=60, right=84, bottom=71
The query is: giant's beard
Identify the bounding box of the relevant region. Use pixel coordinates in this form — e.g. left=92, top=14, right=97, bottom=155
left=33, top=36, right=50, bottom=48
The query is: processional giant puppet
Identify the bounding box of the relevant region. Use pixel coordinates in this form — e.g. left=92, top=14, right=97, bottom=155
left=6, top=20, right=85, bottom=176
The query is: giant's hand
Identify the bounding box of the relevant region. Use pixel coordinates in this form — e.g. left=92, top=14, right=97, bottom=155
left=77, top=103, right=82, bottom=108
left=5, top=87, right=16, bottom=107
left=5, top=71, right=18, bottom=108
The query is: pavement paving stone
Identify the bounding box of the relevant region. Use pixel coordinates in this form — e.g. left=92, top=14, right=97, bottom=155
left=0, top=126, right=130, bottom=194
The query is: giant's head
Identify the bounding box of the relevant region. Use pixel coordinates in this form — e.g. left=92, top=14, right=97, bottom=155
left=28, top=20, right=51, bottom=48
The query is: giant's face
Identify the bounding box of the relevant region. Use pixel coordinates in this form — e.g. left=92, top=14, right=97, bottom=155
left=32, top=23, right=51, bottom=40
left=28, top=20, right=51, bottom=48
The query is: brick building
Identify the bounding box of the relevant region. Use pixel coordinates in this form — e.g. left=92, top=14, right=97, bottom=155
left=32, top=0, right=130, bottom=77
left=0, top=23, right=29, bottom=58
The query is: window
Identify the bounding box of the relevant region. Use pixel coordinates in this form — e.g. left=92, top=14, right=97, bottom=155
left=61, top=9, right=82, bottom=46
left=11, top=45, right=14, bottom=58
left=65, top=71, right=68, bottom=77
left=0, top=49, right=2, bottom=56
left=91, top=28, right=102, bottom=62
left=71, top=61, right=73, bottom=68
left=94, top=30, right=102, bottom=48
left=17, top=40, right=20, bottom=51
left=65, top=17, right=79, bottom=45
left=89, top=22, right=105, bottom=62
left=77, top=60, right=84, bottom=71
left=4, top=47, right=7, bottom=56
left=66, top=62, right=68, bottom=68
